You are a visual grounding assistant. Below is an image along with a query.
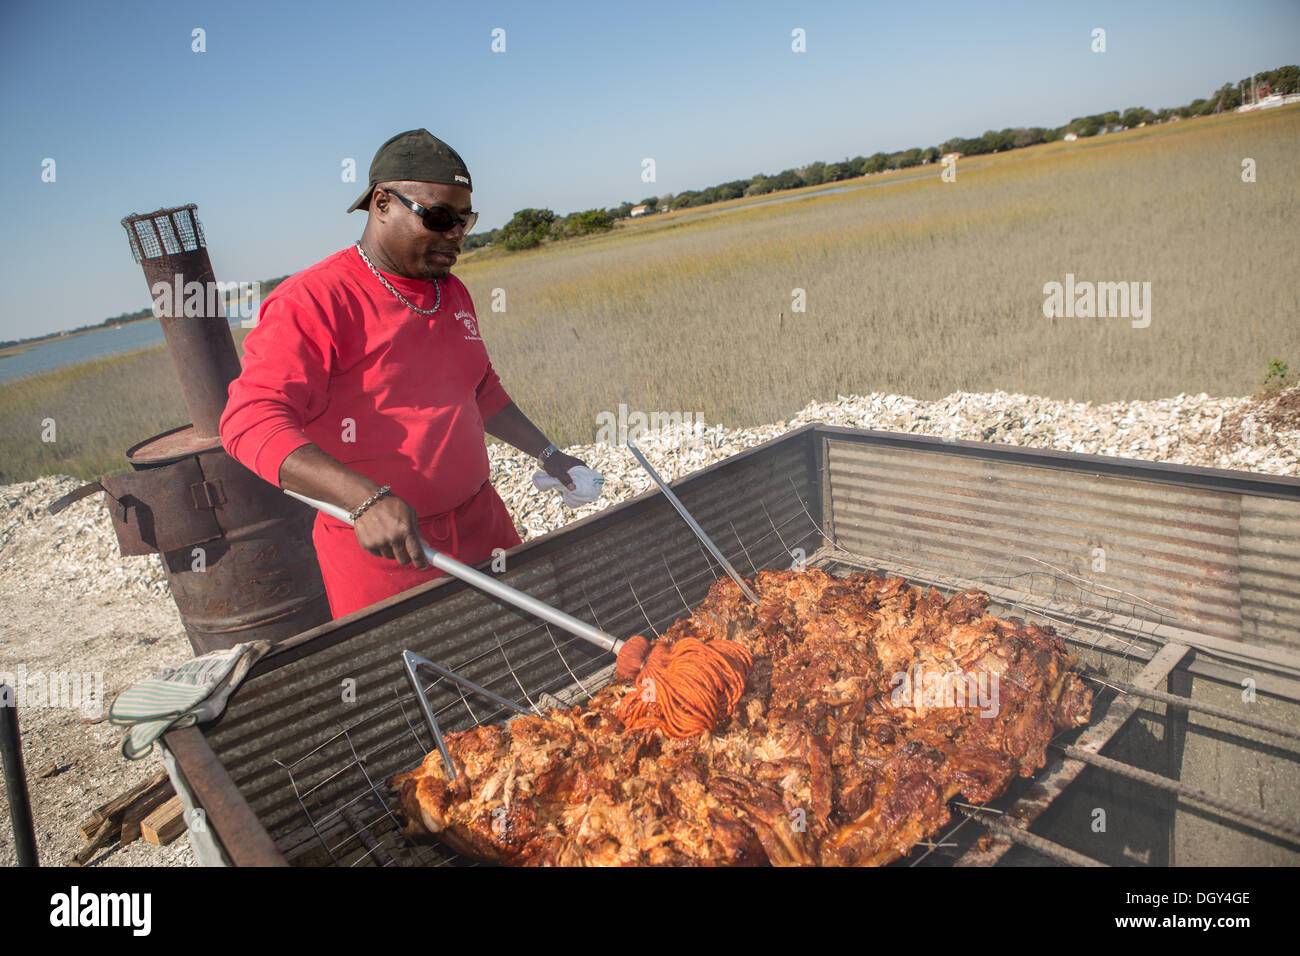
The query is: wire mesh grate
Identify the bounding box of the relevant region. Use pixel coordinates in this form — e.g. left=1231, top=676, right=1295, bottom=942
left=155, top=216, right=180, bottom=255
left=130, top=220, right=162, bottom=260
left=121, top=204, right=206, bottom=262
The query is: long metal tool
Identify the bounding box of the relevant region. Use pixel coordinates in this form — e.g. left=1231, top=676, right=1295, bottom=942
left=627, top=442, right=761, bottom=605
left=284, top=489, right=626, bottom=655
left=0, top=685, right=39, bottom=866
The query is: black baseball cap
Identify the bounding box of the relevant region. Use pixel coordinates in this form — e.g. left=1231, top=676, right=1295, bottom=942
left=346, top=129, right=473, bottom=213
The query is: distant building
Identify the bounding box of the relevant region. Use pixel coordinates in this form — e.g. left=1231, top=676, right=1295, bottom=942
left=1063, top=132, right=1078, bottom=142
left=1111, top=125, right=1124, bottom=133
left=1236, top=92, right=1300, bottom=113
left=630, top=204, right=649, bottom=217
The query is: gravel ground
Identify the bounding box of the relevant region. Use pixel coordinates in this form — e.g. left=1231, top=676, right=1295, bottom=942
left=1, top=386, right=1295, bottom=868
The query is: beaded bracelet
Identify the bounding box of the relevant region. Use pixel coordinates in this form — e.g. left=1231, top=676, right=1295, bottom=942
left=349, top=485, right=391, bottom=523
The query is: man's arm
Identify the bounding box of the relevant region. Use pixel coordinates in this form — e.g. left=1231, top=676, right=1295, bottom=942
left=279, top=443, right=429, bottom=569
left=218, top=291, right=430, bottom=570
left=484, top=401, right=583, bottom=490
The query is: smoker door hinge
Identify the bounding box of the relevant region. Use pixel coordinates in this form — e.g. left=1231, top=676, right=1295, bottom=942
left=190, top=479, right=227, bottom=511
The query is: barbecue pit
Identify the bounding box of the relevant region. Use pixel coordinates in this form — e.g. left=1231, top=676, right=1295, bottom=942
left=163, top=425, right=1300, bottom=866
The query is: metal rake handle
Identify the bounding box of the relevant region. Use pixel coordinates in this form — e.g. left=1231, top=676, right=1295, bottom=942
left=284, top=488, right=626, bottom=655
left=626, top=442, right=761, bottom=605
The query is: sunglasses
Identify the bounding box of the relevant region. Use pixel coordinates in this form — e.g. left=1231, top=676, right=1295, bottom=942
left=383, top=188, right=479, bottom=234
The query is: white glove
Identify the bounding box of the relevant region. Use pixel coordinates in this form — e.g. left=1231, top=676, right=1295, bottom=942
left=531, top=465, right=605, bottom=508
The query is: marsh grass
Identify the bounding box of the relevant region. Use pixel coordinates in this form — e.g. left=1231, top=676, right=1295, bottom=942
left=0, top=331, right=251, bottom=483
left=452, top=108, right=1299, bottom=445
left=3, top=109, right=1296, bottom=481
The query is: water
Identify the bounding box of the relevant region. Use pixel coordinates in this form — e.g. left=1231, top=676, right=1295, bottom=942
left=743, top=184, right=855, bottom=208
left=0, top=311, right=256, bottom=385
left=667, top=171, right=933, bottom=225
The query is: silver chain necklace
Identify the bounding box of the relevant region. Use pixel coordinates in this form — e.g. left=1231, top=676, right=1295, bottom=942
left=355, top=241, right=440, bottom=315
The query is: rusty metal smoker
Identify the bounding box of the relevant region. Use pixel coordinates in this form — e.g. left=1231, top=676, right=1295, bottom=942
left=50, top=204, right=330, bottom=654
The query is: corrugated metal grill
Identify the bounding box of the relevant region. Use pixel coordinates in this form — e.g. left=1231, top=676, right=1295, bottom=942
left=175, top=426, right=1300, bottom=866
left=827, top=440, right=1251, bottom=641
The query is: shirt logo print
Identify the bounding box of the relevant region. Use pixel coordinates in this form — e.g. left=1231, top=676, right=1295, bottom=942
left=456, top=310, right=482, bottom=341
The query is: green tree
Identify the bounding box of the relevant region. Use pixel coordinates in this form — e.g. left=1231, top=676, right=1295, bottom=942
left=566, top=209, right=614, bottom=235
left=772, top=169, right=803, bottom=190
left=800, top=161, right=827, bottom=186
left=1010, top=127, right=1036, bottom=148
left=980, top=129, right=1012, bottom=152
left=499, top=208, right=556, bottom=250
left=463, top=228, right=497, bottom=250
left=895, top=147, right=923, bottom=168
left=860, top=153, right=888, bottom=174
left=1215, top=85, right=1241, bottom=111
left=1268, top=65, right=1299, bottom=93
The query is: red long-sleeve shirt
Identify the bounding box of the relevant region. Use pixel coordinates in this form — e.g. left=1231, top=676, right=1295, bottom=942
left=219, top=245, right=513, bottom=525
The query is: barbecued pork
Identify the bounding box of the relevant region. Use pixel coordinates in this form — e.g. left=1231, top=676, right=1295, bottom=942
left=391, top=569, right=1092, bottom=866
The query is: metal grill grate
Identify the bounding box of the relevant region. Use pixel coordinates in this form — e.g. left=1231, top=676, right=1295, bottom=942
left=266, top=474, right=1298, bottom=867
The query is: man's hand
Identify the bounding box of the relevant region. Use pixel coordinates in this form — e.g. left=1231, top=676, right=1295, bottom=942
left=542, top=451, right=587, bottom=491
left=540, top=450, right=587, bottom=489
left=353, top=494, right=429, bottom=568
left=278, top=444, right=431, bottom=569
left=484, top=402, right=587, bottom=489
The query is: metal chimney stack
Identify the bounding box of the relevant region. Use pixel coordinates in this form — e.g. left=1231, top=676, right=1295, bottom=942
left=122, top=204, right=242, bottom=438
left=50, top=204, right=331, bottom=655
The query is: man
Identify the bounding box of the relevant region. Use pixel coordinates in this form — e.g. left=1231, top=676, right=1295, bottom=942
left=219, top=128, right=591, bottom=619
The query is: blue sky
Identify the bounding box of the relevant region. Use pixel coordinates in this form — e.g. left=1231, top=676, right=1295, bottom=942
left=1, top=0, right=1297, bottom=339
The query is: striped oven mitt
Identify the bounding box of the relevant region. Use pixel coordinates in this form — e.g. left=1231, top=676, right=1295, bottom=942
left=109, top=641, right=270, bottom=759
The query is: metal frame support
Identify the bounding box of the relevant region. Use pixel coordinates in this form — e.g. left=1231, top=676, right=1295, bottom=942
left=401, top=650, right=533, bottom=783
left=955, top=641, right=1190, bottom=866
